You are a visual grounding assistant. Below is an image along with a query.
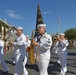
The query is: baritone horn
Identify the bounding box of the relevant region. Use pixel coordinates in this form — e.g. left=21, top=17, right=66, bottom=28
left=26, top=30, right=36, bottom=65
left=5, top=28, right=17, bottom=42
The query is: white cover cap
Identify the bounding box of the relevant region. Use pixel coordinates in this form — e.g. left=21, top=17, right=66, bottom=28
left=37, top=24, right=46, bottom=28
left=26, top=35, right=29, bottom=37
left=56, top=34, right=60, bottom=37
left=17, top=26, right=23, bottom=30
left=59, top=33, right=65, bottom=36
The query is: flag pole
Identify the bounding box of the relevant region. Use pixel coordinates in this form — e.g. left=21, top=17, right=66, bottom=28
left=57, top=14, right=60, bottom=34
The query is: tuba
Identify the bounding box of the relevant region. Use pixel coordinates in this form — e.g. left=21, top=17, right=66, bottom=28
left=26, top=30, right=35, bottom=65
left=5, top=28, right=17, bottom=42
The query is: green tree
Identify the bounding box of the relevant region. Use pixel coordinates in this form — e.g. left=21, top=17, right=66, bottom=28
left=64, top=28, right=76, bottom=40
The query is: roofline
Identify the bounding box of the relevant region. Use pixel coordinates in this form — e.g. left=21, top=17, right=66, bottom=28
left=0, top=18, right=16, bottom=28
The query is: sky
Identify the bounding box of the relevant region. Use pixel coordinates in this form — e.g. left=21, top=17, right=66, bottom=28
left=0, top=0, right=76, bottom=36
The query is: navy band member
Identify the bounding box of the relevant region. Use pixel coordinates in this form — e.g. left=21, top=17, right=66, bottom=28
left=56, top=33, right=69, bottom=75
left=11, top=27, right=28, bottom=75
left=32, top=24, right=52, bottom=75
left=73, top=40, right=76, bottom=47
left=25, top=35, right=31, bottom=48
left=52, top=35, right=61, bottom=65
left=25, top=35, right=31, bottom=64
left=0, top=34, right=9, bottom=74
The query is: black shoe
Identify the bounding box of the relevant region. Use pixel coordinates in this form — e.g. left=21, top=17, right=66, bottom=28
left=56, top=63, right=61, bottom=66
left=13, top=63, right=16, bottom=65
left=2, top=71, right=8, bottom=74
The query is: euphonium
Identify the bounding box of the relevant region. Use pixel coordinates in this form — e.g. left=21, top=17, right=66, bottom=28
left=5, top=28, right=17, bottom=42
left=26, top=30, right=35, bottom=65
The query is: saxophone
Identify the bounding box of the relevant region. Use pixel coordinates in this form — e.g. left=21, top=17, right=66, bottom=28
left=26, top=30, right=35, bottom=65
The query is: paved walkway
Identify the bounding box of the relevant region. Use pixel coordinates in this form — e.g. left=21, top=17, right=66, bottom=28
left=0, top=48, right=76, bottom=75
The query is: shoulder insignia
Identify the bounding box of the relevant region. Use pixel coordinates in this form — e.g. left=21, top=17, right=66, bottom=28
left=19, top=37, right=22, bottom=41
left=48, top=39, right=50, bottom=40
left=42, top=36, right=46, bottom=38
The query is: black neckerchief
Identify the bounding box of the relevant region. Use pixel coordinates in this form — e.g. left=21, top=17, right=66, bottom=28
left=36, top=32, right=46, bottom=43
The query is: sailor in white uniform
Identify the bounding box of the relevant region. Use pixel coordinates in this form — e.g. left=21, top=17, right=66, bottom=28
left=52, top=35, right=61, bottom=65
left=25, top=35, right=31, bottom=64
left=0, top=34, right=9, bottom=73
left=56, top=33, right=69, bottom=75
left=11, top=27, right=28, bottom=75
left=73, top=40, right=76, bottom=47
left=32, top=24, right=52, bottom=75
left=25, top=35, right=31, bottom=48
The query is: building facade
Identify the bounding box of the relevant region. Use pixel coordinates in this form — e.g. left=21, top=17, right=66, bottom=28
left=0, top=18, right=16, bottom=51
left=0, top=18, right=16, bottom=41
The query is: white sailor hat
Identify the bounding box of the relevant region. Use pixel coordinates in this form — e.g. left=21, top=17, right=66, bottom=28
left=59, top=33, right=65, bottom=36
left=37, top=24, right=46, bottom=28
left=26, top=35, right=29, bottom=37
left=56, top=34, right=60, bottom=37
left=17, top=26, right=23, bottom=30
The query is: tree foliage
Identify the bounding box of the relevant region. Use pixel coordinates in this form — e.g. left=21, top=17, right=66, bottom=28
left=64, top=28, right=76, bottom=40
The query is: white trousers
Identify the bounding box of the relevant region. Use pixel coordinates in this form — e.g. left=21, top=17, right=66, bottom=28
left=59, top=52, right=67, bottom=74
left=0, top=54, right=8, bottom=72
left=58, top=52, right=61, bottom=64
left=14, top=53, right=28, bottom=75
left=36, top=59, right=49, bottom=75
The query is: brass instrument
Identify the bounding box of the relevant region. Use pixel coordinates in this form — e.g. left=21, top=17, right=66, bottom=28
left=5, top=28, right=17, bottom=42
left=26, top=30, right=35, bottom=65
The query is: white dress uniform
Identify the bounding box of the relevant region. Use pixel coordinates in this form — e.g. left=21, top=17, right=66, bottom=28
left=74, top=41, right=76, bottom=47
left=25, top=36, right=31, bottom=64
left=0, top=39, right=9, bottom=72
left=35, top=32, right=52, bottom=75
left=52, top=41, right=61, bottom=64
left=13, top=33, right=28, bottom=75
left=52, top=41, right=58, bottom=54
left=26, top=39, right=31, bottom=48
left=56, top=34, right=69, bottom=75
